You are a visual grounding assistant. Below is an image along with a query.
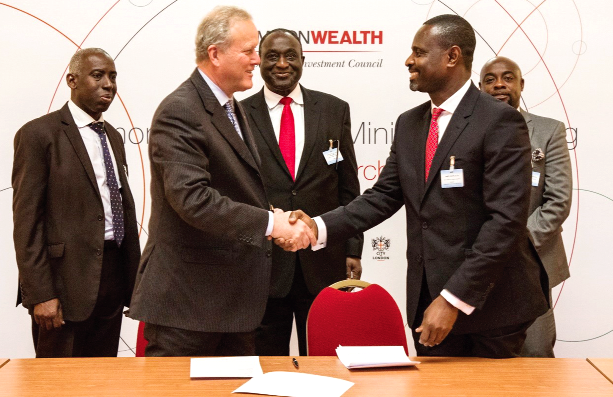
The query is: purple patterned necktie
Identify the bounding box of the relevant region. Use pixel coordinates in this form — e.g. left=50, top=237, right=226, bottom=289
left=224, top=100, right=243, bottom=140
left=90, top=122, right=124, bottom=247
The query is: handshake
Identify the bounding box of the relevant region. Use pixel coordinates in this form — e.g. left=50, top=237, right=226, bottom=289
left=270, top=209, right=318, bottom=252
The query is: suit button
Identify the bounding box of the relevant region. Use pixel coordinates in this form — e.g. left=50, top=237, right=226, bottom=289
left=417, top=254, right=423, bottom=262
left=422, top=222, right=428, bottom=229
left=266, top=250, right=272, bottom=257
left=292, top=190, right=297, bottom=196
left=97, top=215, right=103, bottom=221
left=96, top=249, right=102, bottom=256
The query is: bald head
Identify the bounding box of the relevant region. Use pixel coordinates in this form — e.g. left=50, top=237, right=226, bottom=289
left=479, top=56, right=524, bottom=109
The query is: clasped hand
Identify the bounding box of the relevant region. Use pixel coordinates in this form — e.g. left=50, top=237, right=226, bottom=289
left=270, top=209, right=318, bottom=252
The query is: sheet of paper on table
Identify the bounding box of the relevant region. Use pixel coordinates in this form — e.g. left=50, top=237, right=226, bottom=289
left=335, top=345, right=420, bottom=369
left=233, top=371, right=354, bottom=397
left=190, top=356, right=263, bottom=379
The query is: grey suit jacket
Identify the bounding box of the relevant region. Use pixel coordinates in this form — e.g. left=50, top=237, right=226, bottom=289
left=241, top=86, right=363, bottom=298
left=321, top=84, right=548, bottom=334
left=522, top=109, right=572, bottom=289
left=128, top=69, right=273, bottom=333
left=12, top=103, right=141, bottom=321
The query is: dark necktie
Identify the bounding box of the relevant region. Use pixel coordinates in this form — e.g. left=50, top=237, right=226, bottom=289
left=89, top=122, right=125, bottom=247
left=278, top=97, right=296, bottom=180
left=425, top=107, right=444, bottom=181
left=224, top=100, right=243, bottom=140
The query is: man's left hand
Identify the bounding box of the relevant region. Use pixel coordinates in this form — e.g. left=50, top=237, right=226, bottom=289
left=346, top=257, right=362, bottom=279
left=415, top=295, right=459, bottom=347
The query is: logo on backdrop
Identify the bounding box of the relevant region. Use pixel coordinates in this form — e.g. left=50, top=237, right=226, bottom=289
left=371, top=236, right=390, bottom=261
left=258, top=29, right=384, bottom=69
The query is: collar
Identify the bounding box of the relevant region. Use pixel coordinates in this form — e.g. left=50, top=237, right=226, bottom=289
left=68, top=100, right=104, bottom=127
left=263, top=84, right=304, bottom=110
left=198, top=67, right=232, bottom=107
left=431, top=79, right=472, bottom=114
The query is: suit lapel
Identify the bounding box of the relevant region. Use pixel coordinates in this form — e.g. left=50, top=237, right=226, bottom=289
left=190, top=69, right=259, bottom=172
left=247, top=90, right=290, bottom=176
left=235, top=99, right=262, bottom=167
left=416, top=106, right=430, bottom=199
left=60, top=104, right=101, bottom=198
left=423, top=84, right=479, bottom=197
left=520, top=108, right=534, bottom=140
left=297, top=86, right=320, bottom=180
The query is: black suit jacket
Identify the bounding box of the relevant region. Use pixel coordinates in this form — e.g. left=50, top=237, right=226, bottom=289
left=321, top=84, right=549, bottom=334
left=241, top=86, right=363, bottom=297
left=128, top=69, right=273, bottom=333
left=12, top=103, right=141, bottom=322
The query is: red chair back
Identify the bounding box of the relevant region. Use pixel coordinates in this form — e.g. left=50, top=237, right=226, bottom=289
left=306, top=284, right=408, bottom=356
left=135, top=321, right=148, bottom=357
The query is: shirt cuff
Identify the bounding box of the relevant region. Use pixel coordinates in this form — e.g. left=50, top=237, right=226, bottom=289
left=440, top=289, right=475, bottom=315
left=265, top=211, right=274, bottom=236
left=312, top=216, right=327, bottom=251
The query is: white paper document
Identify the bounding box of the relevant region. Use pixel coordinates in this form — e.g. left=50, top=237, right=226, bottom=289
left=335, top=345, right=420, bottom=369
left=190, top=356, right=263, bottom=379
left=233, top=371, right=354, bottom=397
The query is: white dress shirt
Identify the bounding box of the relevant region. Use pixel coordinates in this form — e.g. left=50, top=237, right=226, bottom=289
left=68, top=100, right=122, bottom=241
left=198, top=68, right=244, bottom=140
left=431, top=78, right=472, bottom=142
left=263, top=84, right=306, bottom=175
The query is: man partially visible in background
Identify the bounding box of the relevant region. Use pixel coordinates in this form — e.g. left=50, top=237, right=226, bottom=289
left=242, top=29, right=363, bottom=356
left=480, top=56, right=572, bottom=357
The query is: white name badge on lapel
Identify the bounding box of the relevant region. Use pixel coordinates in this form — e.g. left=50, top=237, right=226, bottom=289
left=532, top=171, right=540, bottom=187
left=441, top=170, right=464, bottom=188
left=323, top=148, right=343, bottom=165
left=441, top=155, right=464, bottom=188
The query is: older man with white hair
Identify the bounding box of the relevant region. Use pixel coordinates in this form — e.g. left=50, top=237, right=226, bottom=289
left=128, top=5, right=315, bottom=357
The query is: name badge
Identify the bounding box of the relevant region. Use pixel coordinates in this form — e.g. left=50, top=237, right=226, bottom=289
left=323, top=148, right=344, bottom=165
left=532, top=171, right=540, bottom=187
left=441, top=169, right=464, bottom=188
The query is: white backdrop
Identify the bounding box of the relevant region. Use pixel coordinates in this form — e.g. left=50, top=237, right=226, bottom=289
left=1, top=0, right=610, bottom=358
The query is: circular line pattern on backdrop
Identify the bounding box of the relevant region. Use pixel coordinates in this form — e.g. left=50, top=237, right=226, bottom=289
left=130, top=0, right=154, bottom=7
left=556, top=189, right=613, bottom=343
left=0, top=1, right=149, bottom=237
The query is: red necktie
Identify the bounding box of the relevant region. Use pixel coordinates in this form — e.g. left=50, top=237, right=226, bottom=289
left=425, top=107, right=444, bottom=181
left=279, top=97, right=296, bottom=180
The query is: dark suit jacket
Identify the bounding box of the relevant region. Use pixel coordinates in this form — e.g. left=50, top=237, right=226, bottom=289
left=128, top=69, right=273, bottom=333
left=241, top=86, right=363, bottom=298
left=12, top=103, right=141, bottom=322
left=522, top=110, right=572, bottom=289
left=321, top=84, right=549, bottom=334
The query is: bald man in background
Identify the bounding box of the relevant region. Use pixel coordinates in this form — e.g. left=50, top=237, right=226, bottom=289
left=13, top=48, right=141, bottom=357
left=480, top=56, right=572, bottom=357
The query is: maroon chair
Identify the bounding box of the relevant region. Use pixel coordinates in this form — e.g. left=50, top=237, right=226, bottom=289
left=135, top=321, right=148, bottom=357
left=306, top=280, right=408, bottom=356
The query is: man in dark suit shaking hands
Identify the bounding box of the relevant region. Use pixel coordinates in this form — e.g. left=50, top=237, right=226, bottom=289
left=242, top=29, right=363, bottom=356
left=127, top=7, right=315, bottom=357
left=12, top=48, right=141, bottom=357
left=287, top=15, right=549, bottom=358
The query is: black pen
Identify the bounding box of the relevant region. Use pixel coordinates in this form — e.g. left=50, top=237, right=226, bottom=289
left=292, top=357, right=299, bottom=369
